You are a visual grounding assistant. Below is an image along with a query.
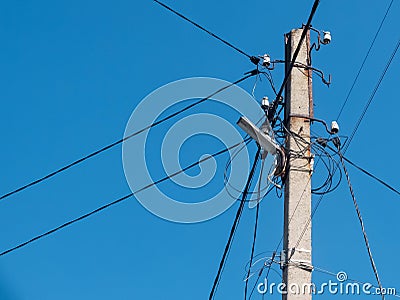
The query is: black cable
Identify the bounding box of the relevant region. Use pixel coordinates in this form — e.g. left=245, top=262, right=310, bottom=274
left=336, top=0, right=395, bottom=121
left=268, top=0, right=320, bottom=122
left=0, top=139, right=247, bottom=257
left=209, top=148, right=261, bottom=300
left=311, top=142, right=343, bottom=195
left=0, top=73, right=256, bottom=202
left=0, top=194, right=133, bottom=257
left=223, top=137, right=275, bottom=201
left=153, top=0, right=260, bottom=65
left=343, top=38, right=400, bottom=153
left=326, top=145, right=400, bottom=196
left=334, top=139, right=385, bottom=300
left=244, top=202, right=260, bottom=300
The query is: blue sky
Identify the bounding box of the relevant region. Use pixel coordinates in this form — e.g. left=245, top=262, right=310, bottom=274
left=0, top=0, right=399, bottom=299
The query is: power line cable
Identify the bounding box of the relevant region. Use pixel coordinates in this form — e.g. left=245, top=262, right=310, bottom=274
left=153, top=0, right=260, bottom=65
left=326, top=144, right=400, bottom=196
left=0, top=138, right=250, bottom=257
left=0, top=72, right=256, bottom=202
left=336, top=0, right=395, bottom=120
left=209, top=148, right=261, bottom=300
left=343, top=38, right=400, bottom=153
left=0, top=193, right=133, bottom=257
left=334, top=138, right=385, bottom=300
left=244, top=201, right=260, bottom=300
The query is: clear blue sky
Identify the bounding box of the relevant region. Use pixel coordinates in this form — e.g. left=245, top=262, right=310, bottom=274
left=0, top=0, right=399, bottom=299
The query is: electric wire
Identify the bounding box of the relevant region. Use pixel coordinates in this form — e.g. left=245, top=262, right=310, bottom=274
left=281, top=123, right=342, bottom=195
left=326, top=144, right=400, bottom=196
left=343, top=38, right=400, bottom=153
left=209, top=148, right=261, bottom=300
left=224, top=150, right=278, bottom=202
left=310, top=142, right=342, bottom=195
left=336, top=0, right=395, bottom=120
left=244, top=200, right=260, bottom=299
left=223, top=115, right=280, bottom=202
left=335, top=140, right=385, bottom=300
left=0, top=73, right=256, bottom=202
left=0, top=139, right=249, bottom=257
left=153, top=0, right=259, bottom=65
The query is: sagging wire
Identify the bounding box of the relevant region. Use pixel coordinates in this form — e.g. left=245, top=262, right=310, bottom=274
left=333, top=137, right=385, bottom=300
left=311, top=141, right=343, bottom=195
left=275, top=115, right=344, bottom=195
left=286, top=126, right=342, bottom=194
left=153, top=0, right=260, bottom=65
left=266, top=69, right=278, bottom=96
left=336, top=0, right=395, bottom=121
left=244, top=198, right=260, bottom=299
left=209, top=149, right=261, bottom=300
left=0, top=138, right=251, bottom=257
left=270, top=115, right=344, bottom=196
left=288, top=132, right=342, bottom=194
left=258, top=70, right=278, bottom=96
left=325, top=144, right=400, bottom=196
left=223, top=137, right=279, bottom=203
left=0, top=71, right=258, bottom=203
left=224, top=155, right=282, bottom=204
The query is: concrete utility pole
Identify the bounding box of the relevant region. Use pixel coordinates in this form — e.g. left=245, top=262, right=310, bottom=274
left=282, top=28, right=313, bottom=300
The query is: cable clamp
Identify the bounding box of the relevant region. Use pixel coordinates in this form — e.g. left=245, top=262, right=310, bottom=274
left=250, top=56, right=261, bottom=65
left=283, top=247, right=312, bottom=255
left=292, top=248, right=311, bottom=253
left=289, top=259, right=314, bottom=272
